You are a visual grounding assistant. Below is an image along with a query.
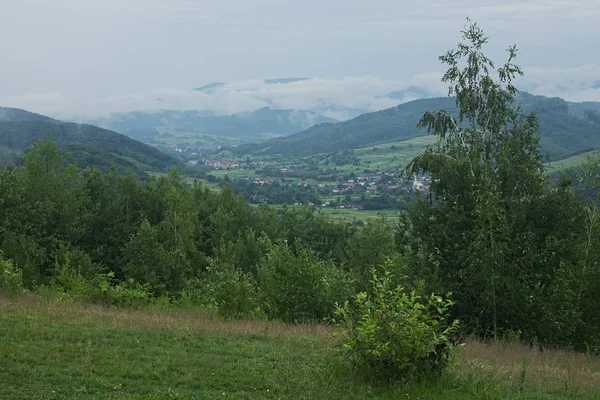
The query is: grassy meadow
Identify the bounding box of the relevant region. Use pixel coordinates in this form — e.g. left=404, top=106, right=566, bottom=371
left=1, top=292, right=599, bottom=399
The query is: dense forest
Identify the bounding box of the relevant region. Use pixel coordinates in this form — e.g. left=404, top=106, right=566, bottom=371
left=3, top=23, right=600, bottom=379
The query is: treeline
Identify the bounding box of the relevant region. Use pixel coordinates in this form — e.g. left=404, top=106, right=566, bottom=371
left=0, top=138, right=372, bottom=322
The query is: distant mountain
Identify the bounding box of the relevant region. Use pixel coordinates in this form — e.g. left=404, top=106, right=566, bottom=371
left=86, top=107, right=337, bottom=140
left=263, top=78, right=309, bottom=84
left=193, top=78, right=309, bottom=92
left=387, top=87, right=437, bottom=101
left=230, top=93, right=600, bottom=161
left=0, top=107, right=180, bottom=178
left=229, top=97, right=457, bottom=156
left=193, top=82, right=225, bottom=93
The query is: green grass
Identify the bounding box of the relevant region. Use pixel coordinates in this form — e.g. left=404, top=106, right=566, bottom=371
left=329, top=136, right=437, bottom=174
left=318, top=208, right=400, bottom=224
left=545, top=150, right=600, bottom=174
left=1, top=293, right=599, bottom=399
left=209, top=169, right=259, bottom=180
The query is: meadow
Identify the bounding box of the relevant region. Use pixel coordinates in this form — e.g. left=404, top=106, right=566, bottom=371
left=1, top=292, right=599, bottom=400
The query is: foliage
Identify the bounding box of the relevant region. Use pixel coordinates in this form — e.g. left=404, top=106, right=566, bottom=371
left=334, top=266, right=459, bottom=380
left=122, top=219, right=178, bottom=296
left=398, top=19, right=600, bottom=349
left=258, top=239, right=352, bottom=322
left=343, top=218, right=398, bottom=293
left=0, top=252, right=23, bottom=294
left=202, top=259, right=259, bottom=318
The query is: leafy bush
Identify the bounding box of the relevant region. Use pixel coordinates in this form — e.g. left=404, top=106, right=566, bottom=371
left=54, top=248, right=98, bottom=299
left=334, top=267, right=459, bottom=381
left=105, top=279, right=152, bottom=308
left=0, top=253, right=24, bottom=294
left=203, top=259, right=259, bottom=318
left=258, top=239, right=352, bottom=322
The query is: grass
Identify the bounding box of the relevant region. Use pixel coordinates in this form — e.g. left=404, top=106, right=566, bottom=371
left=329, top=136, right=437, bottom=174
left=2, top=292, right=599, bottom=399
left=318, top=208, right=400, bottom=224
left=545, top=150, right=600, bottom=174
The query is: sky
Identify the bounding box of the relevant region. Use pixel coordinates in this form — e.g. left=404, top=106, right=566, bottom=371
left=1, top=0, right=599, bottom=118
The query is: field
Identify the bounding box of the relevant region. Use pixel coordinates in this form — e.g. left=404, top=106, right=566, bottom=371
left=318, top=208, right=400, bottom=224
left=1, top=292, right=599, bottom=399
left=329, top=136, right=437, bottom=174
left=545, top=150, right=600, bottom=174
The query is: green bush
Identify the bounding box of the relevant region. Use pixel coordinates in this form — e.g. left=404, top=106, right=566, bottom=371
left=203, top=259, right=259, bottom=318
left=105, top=279, right=152, bottom=308
left=258, top=240, right=352, bottom=322
left=0, top=253, right=24, bottom=294
left=334, top=267, right=459, bottom=381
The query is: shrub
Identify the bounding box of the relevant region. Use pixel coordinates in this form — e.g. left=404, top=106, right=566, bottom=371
left=0, top=253, right=24, bottom=294
left=333, top=267, right=459, bottom=381
left=203, top=259, right=259, bottom=318
left=105, top=279, right=152, bottom=308
left=258, top=240, right=352, bottom=322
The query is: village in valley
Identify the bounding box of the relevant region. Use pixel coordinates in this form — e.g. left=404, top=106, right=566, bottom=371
left=162, top=142, right=430, bottom=219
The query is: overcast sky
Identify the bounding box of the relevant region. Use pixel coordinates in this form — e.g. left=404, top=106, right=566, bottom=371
left=1, top=0, right=599, bottom=118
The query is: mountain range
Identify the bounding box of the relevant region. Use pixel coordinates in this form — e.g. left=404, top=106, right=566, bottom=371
left=84, top=107, right=336, bottom=141
left=229, top=93, right=600, bottom=161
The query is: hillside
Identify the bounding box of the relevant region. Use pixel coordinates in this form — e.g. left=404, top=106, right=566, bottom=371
left=85, top=107, right=337, bottom=141
left=0, top=107, right=180, bottom=177
left=230, top=94, right=600, bottom=161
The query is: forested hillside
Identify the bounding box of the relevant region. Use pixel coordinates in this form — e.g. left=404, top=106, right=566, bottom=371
left=0, top=108, right=180, bottom=177
left=231, top=94, right=600, bottom=161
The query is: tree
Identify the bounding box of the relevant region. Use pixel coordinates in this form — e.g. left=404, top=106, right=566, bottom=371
left=402, top=19, right=572, bottom=341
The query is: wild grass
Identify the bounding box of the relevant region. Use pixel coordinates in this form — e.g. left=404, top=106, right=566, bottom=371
left=2, top=292, right=599, bottom=399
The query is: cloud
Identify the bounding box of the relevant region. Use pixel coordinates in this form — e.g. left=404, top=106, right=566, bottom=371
left=519, top=64, right=600, bottom=102
left=2, top=76, right=419, bottom=120
left=2, top=64, right=599, bottom=121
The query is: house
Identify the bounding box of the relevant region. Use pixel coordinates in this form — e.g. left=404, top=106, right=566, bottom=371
left=208, top=159, right=239, bottom=168
left=387, top=185, right=400, bottom=190
left=413, top=177, right=430, bottom=191
left=344, top=183, right=355, bottom=188
left=318, top=182, right=325, bottom=188
left=367, top=185, right=377, bottom=192
left=297, top=181, right=309, bottom=187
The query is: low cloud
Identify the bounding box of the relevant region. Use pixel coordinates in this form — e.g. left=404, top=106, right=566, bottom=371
left=519, top=64, right=600, bottom=102
left=2, top=65, right=599, bottom=121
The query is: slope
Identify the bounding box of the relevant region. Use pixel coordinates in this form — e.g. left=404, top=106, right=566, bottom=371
left=231, top=94, right=600, bottom=161
left=0, top=108, right=180, bottom=177
left=86, top=107, right=337, bottom=141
